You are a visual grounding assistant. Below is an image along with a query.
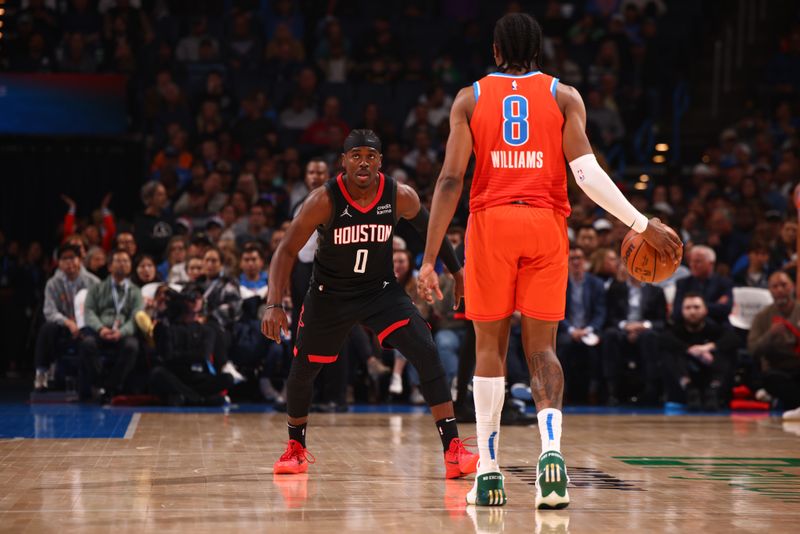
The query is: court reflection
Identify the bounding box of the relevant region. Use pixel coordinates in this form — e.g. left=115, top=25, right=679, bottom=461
left=466, top=505, right=506, bottom=534
left=535, top=511, right=570, bottom=534
left=272, top=473, right=309, bottom=508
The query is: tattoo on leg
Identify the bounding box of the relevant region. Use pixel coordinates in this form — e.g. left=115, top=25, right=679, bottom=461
left=528, top=327, right=563, bottom=409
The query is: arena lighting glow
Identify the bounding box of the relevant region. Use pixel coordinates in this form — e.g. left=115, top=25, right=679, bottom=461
left=652, top=155, right=666, bottom=163
left=634, top=182, right=648, bottom=191
left=639, top=174, right=650, bottom=182
left=655, top=143, right=669, bottom=152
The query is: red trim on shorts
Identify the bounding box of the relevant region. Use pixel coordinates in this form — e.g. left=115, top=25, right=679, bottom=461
left=453, top=312, right=467, bottom=320
left=308, top=354, right=339, bottom=364
left=377, top=318, right=410, bottom=344
left=337, top=172, right=385, bottom=213
left=293, top=346, right=298, bottom=356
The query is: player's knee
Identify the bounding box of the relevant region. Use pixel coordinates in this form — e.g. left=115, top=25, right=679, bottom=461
left=287, top=355, right=323, bottom=385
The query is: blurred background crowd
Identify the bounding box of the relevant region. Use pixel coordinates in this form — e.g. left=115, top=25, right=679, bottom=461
left=0, top=0, right=798, bottom=415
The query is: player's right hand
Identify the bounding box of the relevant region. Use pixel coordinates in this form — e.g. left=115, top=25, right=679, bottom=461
left=641, top=217, right=683, bottom=264
left=417, top=262, right=443, bottom=304
left=261, top=307, right=289, bottom=344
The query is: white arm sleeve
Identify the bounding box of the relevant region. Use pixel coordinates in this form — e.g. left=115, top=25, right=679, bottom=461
left=569, top=154, right=649, bottom=233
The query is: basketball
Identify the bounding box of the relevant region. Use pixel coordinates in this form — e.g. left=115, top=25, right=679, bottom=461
left=620, top=228, right=683, bottom=283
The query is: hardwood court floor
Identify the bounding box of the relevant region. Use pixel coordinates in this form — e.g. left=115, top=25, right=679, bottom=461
left=1, top=408, right=799, bottom=533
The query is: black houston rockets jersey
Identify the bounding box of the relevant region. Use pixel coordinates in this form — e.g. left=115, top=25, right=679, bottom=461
left=311, top=172, right=397, bottom=295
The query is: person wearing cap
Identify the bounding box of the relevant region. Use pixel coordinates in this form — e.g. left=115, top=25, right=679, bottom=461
left=592, top=218, right=614, bottom=248
left=205, top=215, right=225, bottom=243
left=33, top=243, right=99, bottom=391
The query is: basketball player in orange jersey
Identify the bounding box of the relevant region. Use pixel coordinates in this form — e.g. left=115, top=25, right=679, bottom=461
left=419, top=13, right=682, bottom=509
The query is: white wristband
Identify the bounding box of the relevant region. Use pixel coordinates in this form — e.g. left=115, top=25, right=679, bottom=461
left=569, top=154, right=649, bottom=233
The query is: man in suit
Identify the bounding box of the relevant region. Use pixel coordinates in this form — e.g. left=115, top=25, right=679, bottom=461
left=671, top=245, right=733, bottom=325
left=557, top=244, right=607, bottom=403
left=602, top=270, right=667, bottom=405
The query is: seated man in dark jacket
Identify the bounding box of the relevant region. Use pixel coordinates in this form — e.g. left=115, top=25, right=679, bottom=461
left=671, top=245, right=733, bottom=325
left=602, top=270, right=667, bottom=405
left=149, top=288, right=234, bottom=406
left=557, top=245, right=607, bottom=403
left=659, top=292, right=740, bottom=411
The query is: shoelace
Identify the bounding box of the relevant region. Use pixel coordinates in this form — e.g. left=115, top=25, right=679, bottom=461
left=450, top=436, right=477, bottom=454
left=280, top=442, right=316, bottom=464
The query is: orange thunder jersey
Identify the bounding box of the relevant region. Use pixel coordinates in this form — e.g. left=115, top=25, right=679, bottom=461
left=469, top=71, right=570, bottom=216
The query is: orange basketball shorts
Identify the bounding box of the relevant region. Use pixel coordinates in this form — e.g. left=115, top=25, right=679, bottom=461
left=465, top=205, right=569, bottom=322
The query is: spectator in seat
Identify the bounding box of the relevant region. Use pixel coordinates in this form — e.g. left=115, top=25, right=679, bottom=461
left=85, top=246, right=108, bottom=279
left=602, top=269, right=667, bottom=406
left=132, top=254, right=160, bottom=287
left=301, top=96, right=350, bottom=147
left=34, top=243, right=98, bottom=391
left=660, top=293, right=739, bottom=411
left=149, top=288, right=233, bottom=406
left=671, top=245, right=733, bottom=325
left=576, top=224, right=600, bottom=262
left=114, top=231, right=138, bottom=259
left=747, top=271, right=800, bottom=413
left=176, top=16, right=219, bottom=63
left=239, top=243, right=268, bottom=290
left=235, top=202, right=272, bottom=249
left=185, top=256, right=205, bottom=284
left=589, top=247, right=621, bottom=289
left=80, top=249, right=144, bottom=401
left=158, top=236, right=186, bottom=281
left=557, top=244, right=607, bottom=403
left=733, top=240, right=771, bottom=288
left=197, top=247, right=243, bottom=381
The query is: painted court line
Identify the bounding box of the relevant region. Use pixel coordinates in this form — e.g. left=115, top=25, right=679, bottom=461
left=124, top=413, right=141, bottom=439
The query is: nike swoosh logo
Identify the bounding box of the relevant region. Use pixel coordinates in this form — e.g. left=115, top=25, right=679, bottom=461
left=445, top=418, right=456, bottom=423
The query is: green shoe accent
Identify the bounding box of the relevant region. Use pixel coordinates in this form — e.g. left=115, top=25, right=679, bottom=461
left=536, top=451, right=569, bottom=509
left=466, top=472, right=507, bottom=506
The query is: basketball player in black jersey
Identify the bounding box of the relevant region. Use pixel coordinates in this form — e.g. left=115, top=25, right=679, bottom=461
left=262, top=129, right=478, bottom=478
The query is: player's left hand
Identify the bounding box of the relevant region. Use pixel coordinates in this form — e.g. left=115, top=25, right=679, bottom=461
left=452, top=269, right=464, bottom=310
left=417, top=262, right=443, bottom=304
left=261, top=307, right=289, bottom=344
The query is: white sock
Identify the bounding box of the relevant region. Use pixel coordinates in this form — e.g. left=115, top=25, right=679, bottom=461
left=473, top=375, right=505, bottom=474
left=537, top=408, right=562, bottom=453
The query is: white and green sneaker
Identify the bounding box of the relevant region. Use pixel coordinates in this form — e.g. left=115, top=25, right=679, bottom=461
left=535, top=450, right=570, bottom=509
left=466, top=471, right=507, bottom=506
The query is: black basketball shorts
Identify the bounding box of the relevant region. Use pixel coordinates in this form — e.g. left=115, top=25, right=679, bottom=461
left=293, top=281, right=419, bottom=364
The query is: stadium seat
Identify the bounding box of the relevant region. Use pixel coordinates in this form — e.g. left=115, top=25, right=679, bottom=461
left=728, top=287, right=773, bottom=330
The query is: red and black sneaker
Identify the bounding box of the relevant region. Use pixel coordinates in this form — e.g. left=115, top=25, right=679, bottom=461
left=444, top=437, right=479, bottom=479
left=273, top=439, right=316, bottom=474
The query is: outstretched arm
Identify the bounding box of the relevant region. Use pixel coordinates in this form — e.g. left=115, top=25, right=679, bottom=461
left=418, top=87, right=474, bottom=302
left=397, top=183, right=464, bottom=307
left=558, top=83, right=682, bottom=262
left=261, top=186, right=333, bottom=342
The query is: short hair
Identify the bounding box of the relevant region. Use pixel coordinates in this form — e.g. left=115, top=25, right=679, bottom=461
left=748, top=240, right=769, bottom=254
left=682, top=291, right=706, bottom=305
left=57, top=243, right=81, bottom=259
left=110, top=249, right=131, bottom=262
left=691, top=245, right=716, bottom=264
left=577, top=224, right=597, bottom=235
left=493, top=13, right=543, bottom=72
left=140, top=181, right=162, bottom=205
left=241, top=242, right=265, bottom=261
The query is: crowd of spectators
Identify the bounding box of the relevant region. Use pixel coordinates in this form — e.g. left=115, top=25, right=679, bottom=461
left=0, top=1, right=798, bottom=414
